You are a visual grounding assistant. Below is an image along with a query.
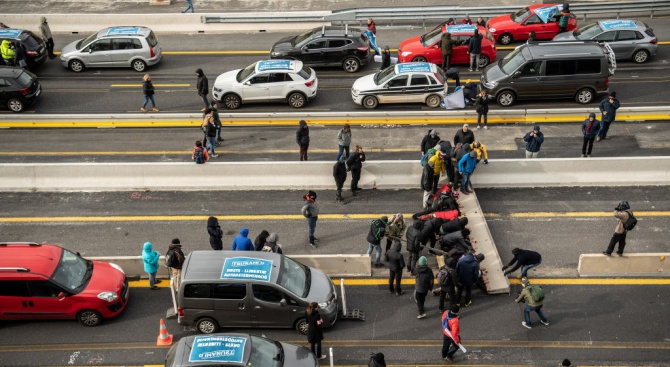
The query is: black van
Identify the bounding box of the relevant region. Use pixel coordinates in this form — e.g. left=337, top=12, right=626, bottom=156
left=481, top=41, right=616, bottom=107
left=0, top=28, right=48, bottom=69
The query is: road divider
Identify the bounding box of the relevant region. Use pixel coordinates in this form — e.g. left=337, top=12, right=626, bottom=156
left=1, top=106, right=668, bottom=128
left=578, top=253, right=670, bottom=277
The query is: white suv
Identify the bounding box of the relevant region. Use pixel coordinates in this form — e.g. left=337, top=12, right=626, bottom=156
left=212, top=60, right=318, bottom=109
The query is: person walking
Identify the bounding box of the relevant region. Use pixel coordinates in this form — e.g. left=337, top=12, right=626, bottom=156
left=385, top=213, right=407, bottom=257
left=142, top=242, right=161, bottom=290
left=231, top=228, right=254, bottom=251
left=437, top=257, right=458, bottom=313
left=182, top=0, right=195, bottom=13
left=39, top=17, right=55, bottom=59
left=333, top=156, right=347, bottom=202
left=387, top=240, right=406, bottom=295
left=207, top=216, right=223, bottom=250
left=421, top=129, right=441, bottom=157
left=515, top=278, right=549, bottom=329
left=597, top=92, right=620, bottom=141
left=367, top=18, right=377, bottom=35
left=603, top=201, right=633, bottom=257
left=455, top=252, right=479, bottom=307
left=254, top=230, right=270, bottom=251
left=347, top=145, right=366, bottom=195
left=192, top=140, right=209, bottom=163
left=581, top=112, right=601, bottom=157
left=474, top=90, right=489, bottom=130
left=195, top=69, right=209, bottom=111
left=165, top=238, right=185, bottom=292
left=367, top=216, right=388, bottom=268
left=503, top=248, right=542, bottom=278
left=297, top=120, right=310, bottom=161
left=421, top=160, right=436, bottom=209
left=458, top=151, right=478, bottom=195
left=301, top=190, right=319, bottom=248
left=140, top=74, right=159, bottom=112
left=414, top=256, right=434, bottom=319
left=523, top=125, right=544, bottom=158
left=305, top=302, right=327, bottom=360
left=467, top=29, right=483, bottom=72
left=1, top=39, right=15, bottom=66
left=202, top=108, right=218, bottom=157
left=210, top=101, right=223, bottom=144
left=405, top=220, right=424, bottom=274
left=441, top=32, right=454, bottom=71
left=336, top=124, right=352, bottom=162
left=441, top=305, right=461, bottom=362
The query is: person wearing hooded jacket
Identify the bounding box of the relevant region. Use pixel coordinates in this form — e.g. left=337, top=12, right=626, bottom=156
left=436, top=257, right=459, bottom=312
left=232, top=228, right=254, bottom=251
left=142, top=242, right=161, bottom=290
left=458, top=151, right=478, bottom=195
left=414, top=256, right=434, bottom=318
left=1, top=40, right=15, bottom=66
left=367, top=216, right=388, bottom=268
left=385, top=213, right=407, bottom=257
left=428, top=150, right=447, bottom=194
left=333, top=156, right=347, bottom=202
left=582, top=112, right=601, bottom=157
left=39, top=17, right=55, bottom=58
left=503, top=248, right=542, bottom=278
left=207, top=216, right=223, bottom=250
left=368, top=352, right=387, bottom=367
left=598, top=91, right=620, bottom=141
left=523, top=125, right=544, bottom=158
left=441, top=32, right=455, bottom=71
left=297, top=120, right=310, bottom=161
left=455, top=252, right=480, bottom=307
left=405, top=220, right=424, bottom=274
left=347, top=145, right=366, bottom=195
left=387, top=241, right=406, bottom=295
left=467, top=29, right=483, bottom=71
left=263, top=232, right=283, bottom=254
left=195, top=68, right=209, bottom=111
left=421, top=129, right=441, bottom=156
left=421, top=160, right=435, bottom=209
left=165, top=238, right=185, bottom=292
left=254, top=230, right=270, bottom=251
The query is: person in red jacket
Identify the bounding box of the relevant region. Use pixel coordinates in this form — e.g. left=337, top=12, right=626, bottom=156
left=441, top=305, right=461, bottom=362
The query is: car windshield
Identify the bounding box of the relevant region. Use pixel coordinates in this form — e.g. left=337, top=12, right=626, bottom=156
left=16, top=71, right=34, bottom=88
left=146, top=31, right=158, bottom=47
left=248, top=336, right=282, bottom=367
left=573, top=23, right=603, bottom=40
left=237, top=62, right=258, bottom=83
left=278, top=256, right=309, bottom=297
left=77, top=32, right=99, bottom=50
left=374, top=65, right=397, bottom=85
left=512, top=7, right=531, bottom=23
left=421, top=28, right=442, bottom=47
left=499, top=47, right=527, bottom=74
left=294, top=30, right=313, bottom=46
left=297, top=65, right=311, bottom=80
left=51, top=248, right=91, bottom=293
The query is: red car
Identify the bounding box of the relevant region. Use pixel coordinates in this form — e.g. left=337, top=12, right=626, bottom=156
left=487, top=4, right=577, bottom=45
left=398, top=24, right=497, bottom=69
left=0, top=242, right=129, bottom=326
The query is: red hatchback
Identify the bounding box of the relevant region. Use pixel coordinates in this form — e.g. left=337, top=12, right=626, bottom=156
left=398, top=24, right=497, bottom=69
left=487, top=4, right=577, bottom=44
left=0, top=242, right=129, bottom=326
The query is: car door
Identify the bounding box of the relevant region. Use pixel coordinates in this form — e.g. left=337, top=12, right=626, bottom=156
left=407, top=74, right=432, bottom=103
left=25, top=280, right=72, bottom=319
left=110, top=38, right=137, bottom=65
left=0, top=280, right=32, bottom=320
left=540, top=59, right=576, bottom=97
left=509, top=61, right=544, bottom=98
left=379, top=74, right=409, bottom=104
left=251, top=284, right=300, bottom=327
left=522, top=14, right=554, bottom=40
left=325, top=39, right=349, bottom=66
left=211, top=282, right=251, bottom=327
left=450, top=36, right=469, bottom=65
left=266, top=72, right=292, bottom=101
left=83, top=39, right=112, bottom=66
left=241, top=73, right=270, bottom=102
left=301, top=39, right=328, bottom=65
left=0, top=77, right=11, bottom=106
left=424, top=38, right=442, bottom=65
left=611, top=30, right=638, bottom=59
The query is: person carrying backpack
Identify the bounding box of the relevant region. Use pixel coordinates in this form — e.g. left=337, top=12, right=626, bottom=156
left=262, top=232, right=283, bottom=254
left=165, top=238, right=185, bottom=292
left=368, top=352, right=386, bottom=367
left=515, top=278, right=548, bottom=329
left=192, top=140, right=209, bottom=164
left=437, top=257, right=458, bottom=312
left=603, top=201, right=635, bottom=257
left=367, top=216, right=388, bottom=268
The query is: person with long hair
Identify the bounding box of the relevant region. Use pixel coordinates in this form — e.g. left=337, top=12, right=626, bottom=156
left=306, top=302, right=326, bottom=360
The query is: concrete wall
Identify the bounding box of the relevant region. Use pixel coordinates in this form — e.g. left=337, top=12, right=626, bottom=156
left=578, top=253, right=670, bottom=277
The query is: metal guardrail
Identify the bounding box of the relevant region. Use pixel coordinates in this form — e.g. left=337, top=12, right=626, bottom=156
left=202, top=1, right=670, bottom=25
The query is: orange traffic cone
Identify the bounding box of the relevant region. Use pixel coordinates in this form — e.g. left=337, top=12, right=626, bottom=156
left=156, top=318, right=173, bottom=346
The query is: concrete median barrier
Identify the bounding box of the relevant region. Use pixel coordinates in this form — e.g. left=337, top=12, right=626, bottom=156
left=578, top=253, right=670, bottom=277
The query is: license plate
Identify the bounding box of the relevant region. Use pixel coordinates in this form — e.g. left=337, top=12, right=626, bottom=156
left=35, top=88, right=41, bottom=97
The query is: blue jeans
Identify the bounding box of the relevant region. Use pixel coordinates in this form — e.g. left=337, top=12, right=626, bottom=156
left=336, top=145, right=350, bottom=162
left=206, top=136, right=216, bottom=155
left=598, top=120, right=612, bottom=138
left=142, top=95, right=156, bottom=108
left=307, top=217, right=317, bottom=243
left=149, top=271, right=157, bottom=287
left=524, top=304, right=547, bottom=326
left=367, top=243, right=382, bottom=265
left=521, top=260, right=542, bottom=277
left=182, top=0, right=194, bottom=13
left=461, top=172, right=472, bottom=191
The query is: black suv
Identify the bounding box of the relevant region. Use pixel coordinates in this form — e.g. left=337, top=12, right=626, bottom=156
left=0, top=29, right=48, bottom=69
left=0, top=67, right=41, bottom=112
left=270, top=26, right=372, bottom=73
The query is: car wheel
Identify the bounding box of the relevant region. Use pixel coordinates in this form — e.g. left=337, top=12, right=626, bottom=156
left=223, top=94, right=241, bottom=109
left=632, top=49, right=649, bottom=64
left=575, top=87, right=594, bottom=104
left=7, top=98, right=24, bottom=113
left=499, top=33, right=513, bottom=45
left=295, top=318, right=309, bottom=335
left=362, top=95, right=379, bottom=109
left=412, top=56, right=428, bottom=62
left=477, top=55, right=491, bottom=68
left=77, top=309, right=102, bottom=327
left=426, top=94, right=442, bottom=108
left=132, top=59, right=147, bottom=72
left=342, top=57, right=360, bottom=73
left=69, top=60, right=84, bottom=72
left=196, top=317, right=219, bottom=334
left=288, top=92, right=306, bottom=108
left=497, top=90, right=516, bottom=107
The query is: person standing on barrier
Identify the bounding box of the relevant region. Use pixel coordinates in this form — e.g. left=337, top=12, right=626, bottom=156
left=333, top=156, right=347, bottom=203
left=523, top=125, right=544, bottom=158
left=581, top=112, right=601, bottom=157
left=207, top=216, right=223, bottom=250
left=165, top=238, right=185, bottom=293
left=336, top=123, right=352, bottom=162
left=387, top=240, right=406, bottom=295
left=301, top=190, right=320, bottom=248
left=597, top=91, right=620, bottom=141
left=503, top=248, right=542, bottom=278
left=603, top=201, right=633, bottom=257
left=306, top=302, right=327, bottom=360
left=297, top=120, right=310, bottom=161
left=414, top=256, right=434, bottom=319
left=347, top=145, right=366, bottom=195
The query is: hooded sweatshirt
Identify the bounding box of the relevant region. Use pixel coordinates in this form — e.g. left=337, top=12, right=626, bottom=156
left=441, top=32, right=454, bottom=55
left=468, top=30, right=482, bottom=54
left=337, top=127, right=352, bottom=147
left=232, top=228, right=254, bottom=251
left=387, top=241, right=406, bottom=272
left=196, top=69, right=208, bottom=96
left=142, top=242, right=160, bottom=274
left=296, top=120, right=310, bottom=145
left=456, top=253, right=480, bottom=286
left=264, top=232, right=283, bottom=253
left=207, top=216, right=223, bottom=250
left=405, top=220, right=424, bottom=252
left=523, top=125, right=544, bottom=153
left=414, top=264, right=434, bottom=293
left=1, top=40, right=15, bottom=61
left=333, top=158, right=348, bottom=186
left=582, top=112, right=601, bottom=139
left=367, top=217, right=388, bottom=245
left=458, top=151, right=478, bottom=174
left=254, top=230, right=270, bottom=251
left=421, top=130, right=441, bottom=154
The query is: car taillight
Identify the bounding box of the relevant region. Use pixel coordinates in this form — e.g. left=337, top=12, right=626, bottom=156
left=357, top=46, right=369, bottom=52
left=19, top=88, right=30, bottom=96
left=605, top=77, right=609, bottom=87
left=651, top=38, right=657, bottom=44
left=305, top=79, right=315, bottom=87
left=26, top=50, right=38, bottom=57
left=177, top=307, right=184, bottom=317
left=149, top=46, right=155, bottom=58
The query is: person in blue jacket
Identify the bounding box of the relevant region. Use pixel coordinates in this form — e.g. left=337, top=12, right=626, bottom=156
left=232, top=228, right=254, bottom=251
left=597, top=91, right=620, bottom=141
left=523, top=125, right=544, bottom=158
left=581, top=112, right=601, bottom=157
left=142, top=242, right=161, bottom=290
left=457, top=151, right=478, bottom=195
left=455, top=252, right=480, bottom=307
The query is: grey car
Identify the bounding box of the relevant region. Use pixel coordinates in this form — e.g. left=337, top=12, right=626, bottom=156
left=59, top=26, right=162, bottom=72
left=552, top=20, right=657, bottom=63
left=164, top=333, right=318, bottom=367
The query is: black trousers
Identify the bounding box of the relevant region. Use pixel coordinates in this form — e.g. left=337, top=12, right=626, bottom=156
left=299, top=144, right=309, bottom=161
left=415, top=291, right=428, bottom=314
left=582, top=136, right=595, bottom=155
left=408, top=250, right=420, bottom=273
left=456, top=285, right=472, bottom=305
left=442, top=334, right=459, bottom=358
left=439, top=287, right=455, bottom=311
left=46, top=38, right=55, bottom=57
left=442, top=54, right=451, bottom=71
left=606, top=232, right=627, bottom=255
left=310, top=341, right=321, bottom=358
left=350, top=169, right=361, bottom=191
left=477, top=112, right=488, bottom=126
left=389, top=269, right=402, bottom=292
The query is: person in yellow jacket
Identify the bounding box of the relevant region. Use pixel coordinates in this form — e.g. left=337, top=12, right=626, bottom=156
left=1, top=40, right=15, bottom=66
left=428, top=150, right=447, bottom=191
left=469, top=141, right=489, bottom=164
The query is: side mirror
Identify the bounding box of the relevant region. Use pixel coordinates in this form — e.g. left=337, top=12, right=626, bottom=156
left=88, top=48, right=93, bottom=54
left=301, top=46, right=308, bottom=52
left=279, top=299, right=287, bottom=307
left=383, top=84, right=389, bottom=89
left=58, top=292, right=66, bottom=301
left=513, top=71, right=521, bottom=78
left=244, top=81, right=251, bottom=86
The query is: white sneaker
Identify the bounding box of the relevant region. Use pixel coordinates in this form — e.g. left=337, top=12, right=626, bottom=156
left=319, top=355, right=328, bottom=360
left=476, top=126, right=481, bottom=130
left=417, top=313, right=427, bottom=319
left=484, top=126, right=488, bottom=130
left=309, top=243, right=318, bottom=248
left=522, top=321, right=532, bottom=329
left=541, top=320, right=549, bottom=326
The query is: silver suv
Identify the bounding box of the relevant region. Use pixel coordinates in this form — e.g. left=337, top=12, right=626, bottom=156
left=60, top=26, right=162, bottom=72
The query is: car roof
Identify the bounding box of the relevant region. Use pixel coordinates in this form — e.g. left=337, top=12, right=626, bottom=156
left=311, top=26, right=363, bottom=38
left=0, top=28, right=27, bottom=40
left=394, top=62, right=436, bottom=74
left=182, top=251, right=281, bottom=283
left=524, top=42, right=606, bottom=59
left=0, top=242, right=62, bottom=280
left=96, top=26, right=152, bottom=39
left=597, top=20, right=642, bottom=31
left=255, top=59, right=303, bottom=73
left=174, top=333, right=253, bottom=367
left=0, top=66, right=25, bottom=77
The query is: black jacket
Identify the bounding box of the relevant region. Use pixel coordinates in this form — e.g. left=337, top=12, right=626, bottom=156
left=440, top=217, right=468, bottom=235
left=421, top=133, right=441, bottom=154
left=142, top=80, right=155, bottom=96
left=505, top=249, right=542, bottom=273
left=347, top=152, right=366, bottom=173
left=405, top=221, right=424, bottom=253
left=475, top=95, right=489, bottom=114
left=254, top=230, right=270, bottom=251
left=420, top=163, right=434, bottom=191
left=333, top=160, right=347, bottom=186
left=207, top=216, right=223, bottom=250
left=306, top=310, right=324, bottom=343
left=468, top=32, right=483, bottom=54
left=454, top=129, right=475, bottom=146
left=366, top=218, right=387, bottom=245
left=456, top=253, right=479, bottom=286
left=197, top=74, right=209, bottom=96
left=387, top=241, right=406, bottom=272
left=414, top=265, right=434, bottom=293
left=165, top=244, right=185, bottom=269
left=296, top=121, right=310, bottom=145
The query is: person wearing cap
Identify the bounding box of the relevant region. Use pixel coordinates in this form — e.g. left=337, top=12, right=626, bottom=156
left=347, top=145, right=366, bottom=195
left=603, top=201, right=633, bottom=256
left=414, top=256, right=434, bottom=319
left=441, top=305, right=461, bottom=362
left=386, top=240, right=406, bottom=295
left=421, top=129, right=441, bottom=156
left=455, top=252, right=479, bottom=307
left=597, top=91, right=620, bottom=141
left=297, top=120, right=310, bottom=161
left=367, top=216, right=389, bottom=268
left=301, top=191, right=320, bottom=248
left=469, top=141, right=489, bottom=164
left=457, top=150, right=478, bottom=195
left=333, top=156, right=347, bottom=203
left=165, top=238, right=185, bottom=292
left=503, top=248, right=542, bottom=278
left=436, top=257, right=458, bottom=312
left=336, top=123, right=352, bottom=162
left=385, top=214, right=407, bottom=258
left=523, top=125, right=544, bottom=158
left=515, top=278, right=549, bottom=329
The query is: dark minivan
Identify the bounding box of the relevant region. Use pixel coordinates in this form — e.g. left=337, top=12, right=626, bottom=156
left=0, top=28, right=48, bottom=69
left=0, top=66, right=41, bottom=112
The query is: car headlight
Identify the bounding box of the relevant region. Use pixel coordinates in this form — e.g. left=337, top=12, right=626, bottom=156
left=482, top=80, right=498, bottom=89
left=318, top=301, right=329, bottom=308
left=401, top=51, right=413, bottom=57
left=108, top=262, right=124, bottom=274
left=489, top=27, right=497, bottom=33
left=97, top=291, right=119, bottom=302
left=271, top=51, right=284, bottom=57
left=352, top=88, right=360, bottom=95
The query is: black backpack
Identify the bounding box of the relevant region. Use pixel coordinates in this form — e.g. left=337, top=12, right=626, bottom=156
left=193, top=147, right=205, bottom=164
left=165, top=249, right=184, bottom=268
left=623, top=212, right=637, bottom=231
